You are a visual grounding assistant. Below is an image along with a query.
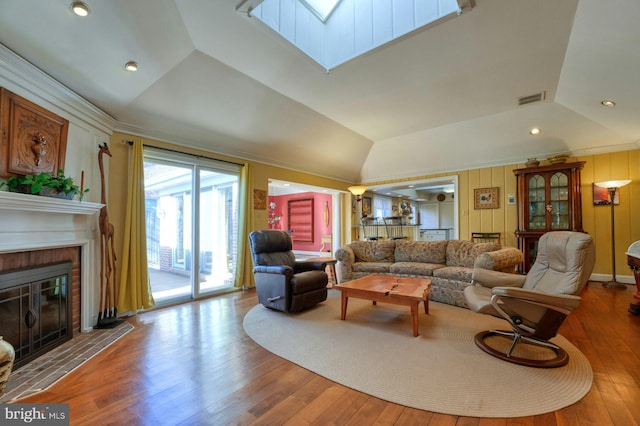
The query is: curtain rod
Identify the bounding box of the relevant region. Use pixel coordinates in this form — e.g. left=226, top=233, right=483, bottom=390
left=123, top=140, right=245, bottom=167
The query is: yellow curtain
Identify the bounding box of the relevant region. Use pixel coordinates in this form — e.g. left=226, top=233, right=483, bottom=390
left=117, top=139, right=155, bottom=312
left=235, top=162, right=255, bottom=288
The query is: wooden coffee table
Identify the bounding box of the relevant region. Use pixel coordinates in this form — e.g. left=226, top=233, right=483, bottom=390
left=335, top=274, right=431, bottom=336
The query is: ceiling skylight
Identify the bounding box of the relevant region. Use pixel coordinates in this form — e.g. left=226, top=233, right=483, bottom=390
left=251, top=0, right=466, bottom=71
left=300, top=0, right=342, bottom=22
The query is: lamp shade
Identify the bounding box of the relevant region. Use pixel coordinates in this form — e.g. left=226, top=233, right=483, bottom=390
left=348, top=186, right=368, bottom=197
left=594, top=180, right=631, bottom=189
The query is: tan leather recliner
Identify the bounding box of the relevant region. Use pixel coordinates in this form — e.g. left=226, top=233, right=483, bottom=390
left=464, top=231, right=595, bottom=368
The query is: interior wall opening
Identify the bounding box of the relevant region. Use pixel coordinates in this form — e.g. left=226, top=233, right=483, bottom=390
left=366, top=175, right=459, bottom=241
left=267, top=179, right=342, bottom=258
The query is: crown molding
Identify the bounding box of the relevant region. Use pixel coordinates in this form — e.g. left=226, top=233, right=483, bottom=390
left=0, top=44, right=116, bottom=135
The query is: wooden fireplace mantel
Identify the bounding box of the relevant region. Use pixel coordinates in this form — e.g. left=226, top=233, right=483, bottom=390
left=0, top=190, right=103, bottom=332
left=0, top=190, right=103, bottom=215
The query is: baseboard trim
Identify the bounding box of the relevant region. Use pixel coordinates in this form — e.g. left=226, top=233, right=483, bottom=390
left=590, top=273, right=635, bottom=285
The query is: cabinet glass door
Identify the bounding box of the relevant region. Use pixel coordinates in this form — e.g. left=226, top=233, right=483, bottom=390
left=528, top=174, right=546, bottom=229
left=549, top=172, right=569, bottom=229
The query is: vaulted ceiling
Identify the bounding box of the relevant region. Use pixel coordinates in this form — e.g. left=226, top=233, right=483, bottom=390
left=1, top=0, right=638, bottom=184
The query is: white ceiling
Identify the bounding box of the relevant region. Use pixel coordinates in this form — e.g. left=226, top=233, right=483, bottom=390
left=1, top=0, right=639, bottom=184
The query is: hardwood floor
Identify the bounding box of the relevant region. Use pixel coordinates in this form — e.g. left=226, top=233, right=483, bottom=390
left=17, top=283, right=640, bottom=425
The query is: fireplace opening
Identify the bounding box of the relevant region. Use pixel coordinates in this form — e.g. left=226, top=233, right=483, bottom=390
left=0, top=261, right=73, bottom=369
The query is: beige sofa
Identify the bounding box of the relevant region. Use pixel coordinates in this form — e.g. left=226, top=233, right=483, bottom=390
left=335, top=239, right=523, bottom=307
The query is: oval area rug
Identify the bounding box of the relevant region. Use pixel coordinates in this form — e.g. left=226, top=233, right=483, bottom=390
left=243, top=290, right=593, bottom=418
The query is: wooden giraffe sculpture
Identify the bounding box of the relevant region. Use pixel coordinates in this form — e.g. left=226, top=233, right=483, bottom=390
left=97, top=142, right=118, bottom=327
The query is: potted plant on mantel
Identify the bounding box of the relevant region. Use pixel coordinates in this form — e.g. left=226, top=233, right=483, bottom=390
left=1, top=169, right=89, bottom=201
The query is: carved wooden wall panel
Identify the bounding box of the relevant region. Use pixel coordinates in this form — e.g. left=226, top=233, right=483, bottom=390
left=0, top=88, right=68, bottom=178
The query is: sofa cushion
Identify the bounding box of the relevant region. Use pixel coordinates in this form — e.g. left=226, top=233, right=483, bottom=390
left=389, top=262, right=444, bottom=276
left=429, top=276, right=471, bottom=307
left=350, top=240, right=396, bottom=263
left=353, top=262, right=392, bottom=274
left=394, top=240, right=448, bottom=264
left=445, top=240, right=501, bottom=268
left=433, top=265, right=474, bottom=282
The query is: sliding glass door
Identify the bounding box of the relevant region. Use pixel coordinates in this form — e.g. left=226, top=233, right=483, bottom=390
left=143, top=149, right=240, bottom=305
left=197, top=168, right=239, bottom=293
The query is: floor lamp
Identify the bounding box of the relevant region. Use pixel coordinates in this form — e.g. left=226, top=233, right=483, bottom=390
left=595, top=179, right=632, bottom=289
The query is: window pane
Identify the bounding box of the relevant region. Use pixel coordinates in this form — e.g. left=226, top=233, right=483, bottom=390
left=373, top=196, right=392, bottom=219
left=300, top=0, right=342, bottom=21
left=198, top=169, right=239, bottom=294
left=144, top=161, right=193, bottom=303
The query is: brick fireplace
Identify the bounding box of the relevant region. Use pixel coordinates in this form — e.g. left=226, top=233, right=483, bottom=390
left=0, top=191, right=103, bottom=333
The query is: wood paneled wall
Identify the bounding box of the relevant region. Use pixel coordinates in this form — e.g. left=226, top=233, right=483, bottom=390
left=577, top=150, right=640, bottom=280
left=459, top=165, right=519, bottom=249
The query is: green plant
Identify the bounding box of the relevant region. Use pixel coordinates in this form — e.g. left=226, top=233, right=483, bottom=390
left=1, top=169, right=89, bottom=200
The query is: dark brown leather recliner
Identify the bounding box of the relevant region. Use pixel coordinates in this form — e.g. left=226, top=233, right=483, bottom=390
left=249, top=230, right=328, bottom=313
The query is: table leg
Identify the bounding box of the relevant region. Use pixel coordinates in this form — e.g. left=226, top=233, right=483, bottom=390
left=329, top=264, right=337, bottom=285
left=633, top=268, right=640, bottom=299
left=340, top=292, right=348, bottom=320
left=424, top=299, right=429, bottom=314
left=411, top=302, right=419, bottom=337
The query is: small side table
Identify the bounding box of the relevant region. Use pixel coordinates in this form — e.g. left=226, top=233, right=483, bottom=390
left=305, top=257, right=338, bottom=287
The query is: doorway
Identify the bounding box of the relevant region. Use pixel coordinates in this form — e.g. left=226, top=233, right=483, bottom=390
left=143, top=149, right=240, bottom=305
left=268, top=179, right=341, bottom=257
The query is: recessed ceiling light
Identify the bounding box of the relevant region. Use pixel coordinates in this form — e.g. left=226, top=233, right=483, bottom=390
left=408, top=185, right=414, bottom=188
left=283, top=183, right=290, bottom=187
left=124, top=61, right=139, bottom=72
left=71, top=1, right=89, bottom=17
left=529, top=127, right=541, bottom=136
left=601, top=100, right=616, bottom=107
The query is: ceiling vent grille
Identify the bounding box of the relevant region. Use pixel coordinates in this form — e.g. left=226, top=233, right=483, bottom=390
left=518, top=91, right=546, bottom=106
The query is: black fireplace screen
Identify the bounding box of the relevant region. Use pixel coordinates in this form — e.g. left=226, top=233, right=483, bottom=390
left=0, top=261, right=73, bottom=368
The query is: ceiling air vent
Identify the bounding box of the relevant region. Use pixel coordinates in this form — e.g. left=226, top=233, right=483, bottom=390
left=517, top=91, right=546, bottom=106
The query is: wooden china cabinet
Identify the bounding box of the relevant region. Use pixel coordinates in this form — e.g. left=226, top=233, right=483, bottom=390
left=514, top=161, right=585, bottom=272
